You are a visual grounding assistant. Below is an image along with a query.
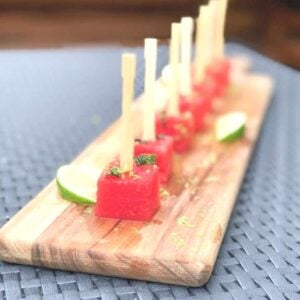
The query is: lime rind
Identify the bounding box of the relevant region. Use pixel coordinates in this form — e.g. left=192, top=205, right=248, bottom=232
left=218, top=124, right=245, bottom=142
left=216, top=112, right=246, bottom=143
left=56, top=165, right=99, bottom=205
left=56, top=178, right=96, bottom=205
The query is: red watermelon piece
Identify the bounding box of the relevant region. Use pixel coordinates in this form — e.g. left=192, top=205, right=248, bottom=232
left=180, top=95, right=207, bottom=132
left=155, top=113, right=194, bottom=153
left=96, top=161, right=160, bottom=221
left=193, top=76, right=220, bottom=102
left=134, top=135, right=173, bottom=184
left=206, top=58, right=231, bottom=95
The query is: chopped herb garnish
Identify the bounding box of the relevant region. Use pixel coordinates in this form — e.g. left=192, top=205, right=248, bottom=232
left=170, top=233, right=186, bottom=248
left=109, top=166, right=123, bottom=177
left=176, top=216, right=195, bottom=228
left=175, top=123, right=188, bottom=137
left=131, top=226, right=139, bottom=233
left=84, top=206, right=92, bottom=215
left=175, top=238, right=185, bottom=248
left=160, top=187, right=170, bottom=198
left=201, top=153, right=217, bottom=168
left=135, top=154, right=157, bottom=166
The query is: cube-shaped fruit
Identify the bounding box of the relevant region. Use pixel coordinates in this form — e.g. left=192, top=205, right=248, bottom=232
left=180, top=95, right=207, bottom=132
left=194, top=76, right=219, bottom=101
left=134, top=135, right=173, bottom=184
left=96, top=160, right=160, bottom=221
left=206, top=59, right=231, bottom=94
left=155, top=113, right=194, bottom=153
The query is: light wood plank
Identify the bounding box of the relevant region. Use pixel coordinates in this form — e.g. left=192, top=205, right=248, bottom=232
left=0, top=74, right=273, bottom=286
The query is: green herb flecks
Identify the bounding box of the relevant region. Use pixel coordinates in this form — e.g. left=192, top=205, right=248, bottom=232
left=176, top=216, right=195, bottom=228
left=175, top=123, right=189, bottom=137
left=160, top=187, right=170, bottom=199
left=170, top=233, right=185, bottom=248
left=109, top=166, right=124, bottom=177
left=135, top=154, right=157, bottom=166
left=84, top=206, right=93, bottom=215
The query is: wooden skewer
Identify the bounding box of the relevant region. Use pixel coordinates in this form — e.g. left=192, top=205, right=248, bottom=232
left=195, top=8, right=202, bottom=82
left=120, top=53, right=136, bottom=172
left=180, top=17, right=194, bottom=96
left=195, top=5, right=213, bottom=81
left=217, top=0, right=229, bottom=58
left=143, top=38, right=157, bottom=141
left=207, top=0, right=218, bottom=64
left=167, top=23, right=181, bottom=116
left=210, top=0, right=228, bottom=59
left=195, top=5, right=208, bottom=83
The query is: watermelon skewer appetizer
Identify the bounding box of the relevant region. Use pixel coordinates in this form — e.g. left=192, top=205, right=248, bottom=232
left=194, top=4, right=221, bottom=101
left=178, top=17, right=208, bottom=133
left=205, top=0, right=230, bottom=95
left=194, top=0, right=230, bottom=102
left=96, top=54, right=160, bottom=221
left=194, top=5, right=219, bottom=105
left=134, top=38, right=174, bottom=184
left=156, top=23, right=194, bottom=153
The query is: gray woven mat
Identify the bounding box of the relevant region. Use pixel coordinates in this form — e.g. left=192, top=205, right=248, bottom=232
left=0, top=44, right=299, bottom=300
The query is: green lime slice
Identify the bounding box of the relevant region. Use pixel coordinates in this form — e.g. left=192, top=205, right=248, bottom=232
left=216, top=112, right=246, bottom=142
left=56, top=165, right=101, bottom=205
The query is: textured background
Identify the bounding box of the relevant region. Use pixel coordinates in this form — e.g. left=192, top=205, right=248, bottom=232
left=0, top=0, right=299, bottom=68
left=0, top=44, right=300, bottom=299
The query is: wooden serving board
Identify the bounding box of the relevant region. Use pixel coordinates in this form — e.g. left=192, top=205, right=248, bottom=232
left=0, top=73, right=273, bottom=287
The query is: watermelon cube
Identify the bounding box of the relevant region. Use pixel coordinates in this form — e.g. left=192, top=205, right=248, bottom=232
left=180, top=95, right=207, bottom=132
left=134, top=135, right=173, bottom=184
left=155, top=113, right=194, bottom=153
left=96, top=161, right=160, bottom=221
left=206, top=58, right=231, bottom=94
left=193, top=76, right=220, bottom=101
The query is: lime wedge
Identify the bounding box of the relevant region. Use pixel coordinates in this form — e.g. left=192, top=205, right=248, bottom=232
left=216, top=112, right=246, bottom=142
left=56, top=165, right=101, bottom=205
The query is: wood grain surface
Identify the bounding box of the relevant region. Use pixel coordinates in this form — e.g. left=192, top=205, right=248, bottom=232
left=0, top=73, right=273, bottom=286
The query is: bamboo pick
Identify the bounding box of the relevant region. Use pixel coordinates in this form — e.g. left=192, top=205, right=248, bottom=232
left=195, top=7, right=202, bottom=81
left=120, top=53, right=136, bottom=172
left=210, top=0, right=228, bottom=59
left=167, top=23, right=181, bottom=116
left=180, top=17, right=194, bottom=97
left=217, top=0, right=229, bottom=57
left=207, top=0, right=218, bottom=64
left=195, top=5, right=208, bottom=83
left=143, top=38, right=157, bottom=141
